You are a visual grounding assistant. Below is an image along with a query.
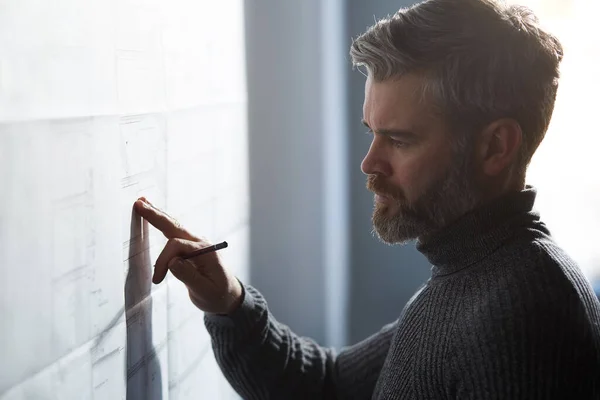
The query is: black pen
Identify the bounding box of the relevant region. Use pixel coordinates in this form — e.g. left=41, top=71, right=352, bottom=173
left=182, top=241, right=228, bottom=260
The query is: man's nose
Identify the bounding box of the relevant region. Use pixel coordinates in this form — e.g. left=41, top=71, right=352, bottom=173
left=361, top=138, right=391, bottom=177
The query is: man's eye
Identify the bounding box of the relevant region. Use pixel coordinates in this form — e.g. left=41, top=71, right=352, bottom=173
left=389, top=137, right=408, bottom=148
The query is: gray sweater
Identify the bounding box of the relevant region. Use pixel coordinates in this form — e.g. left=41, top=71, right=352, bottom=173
left=205, top=188, right=600, bottom=399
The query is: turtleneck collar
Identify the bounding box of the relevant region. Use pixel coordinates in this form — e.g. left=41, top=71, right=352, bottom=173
left=416, top=186, right=549, bottom=279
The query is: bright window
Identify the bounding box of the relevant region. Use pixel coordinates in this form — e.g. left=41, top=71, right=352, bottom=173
left=508, top=0, right=600, bottom=281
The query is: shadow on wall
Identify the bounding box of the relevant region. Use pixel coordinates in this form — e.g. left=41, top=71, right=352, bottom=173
left=125, top=207, right=163, bottom=400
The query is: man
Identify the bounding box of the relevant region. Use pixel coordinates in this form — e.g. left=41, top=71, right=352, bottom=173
left=135, top=0, right=600, bottom=398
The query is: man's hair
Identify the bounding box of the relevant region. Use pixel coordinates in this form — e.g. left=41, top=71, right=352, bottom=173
left=350, top=0, right=564, bottom=172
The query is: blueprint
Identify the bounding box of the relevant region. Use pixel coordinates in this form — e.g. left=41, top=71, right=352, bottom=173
left=0, top=0, right=248, bottom=398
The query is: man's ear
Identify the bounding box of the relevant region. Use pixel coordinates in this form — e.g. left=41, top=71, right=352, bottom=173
left=476, top=118, right=523, bottom=177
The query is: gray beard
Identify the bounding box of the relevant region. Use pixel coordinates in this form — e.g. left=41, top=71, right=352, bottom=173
left=371, top=152, right=482, bottom=245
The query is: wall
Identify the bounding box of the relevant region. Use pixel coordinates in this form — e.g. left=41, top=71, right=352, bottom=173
left=245, top=0, right=349, bottom=347
left=0, top=0, right=247, bottom=398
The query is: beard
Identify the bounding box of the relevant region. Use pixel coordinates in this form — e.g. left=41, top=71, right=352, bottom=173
left=367, top=149, right=482, bottom=245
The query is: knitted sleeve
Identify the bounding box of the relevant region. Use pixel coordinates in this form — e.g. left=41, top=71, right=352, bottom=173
left=204, top=283, right=396, bottom=399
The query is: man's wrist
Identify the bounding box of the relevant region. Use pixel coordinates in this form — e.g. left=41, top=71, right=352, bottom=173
left=221, top=277, right=244, bottom=315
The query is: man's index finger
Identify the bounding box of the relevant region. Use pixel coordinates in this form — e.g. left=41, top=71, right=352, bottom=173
left=134, top=199, right=179, bottom=237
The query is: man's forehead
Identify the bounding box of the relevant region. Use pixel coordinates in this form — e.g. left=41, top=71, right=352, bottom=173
left=363, top=74, right=431, bottom=129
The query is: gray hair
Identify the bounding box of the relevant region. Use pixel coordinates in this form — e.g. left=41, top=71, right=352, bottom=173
left=350, top=0, right=564, bottom=172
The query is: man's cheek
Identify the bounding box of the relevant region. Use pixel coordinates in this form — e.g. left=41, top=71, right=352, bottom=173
left=410, top=160, right=443, bottom=191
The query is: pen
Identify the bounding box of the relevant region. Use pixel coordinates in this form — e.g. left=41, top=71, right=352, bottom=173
left=182, top=241, right=228, bottom=260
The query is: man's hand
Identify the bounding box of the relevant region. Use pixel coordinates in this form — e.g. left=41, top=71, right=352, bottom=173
left=133, top=197, right=243, bottom=315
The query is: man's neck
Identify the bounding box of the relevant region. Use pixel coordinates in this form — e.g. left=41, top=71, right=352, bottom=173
left=478, top=171, right=526, bottom=203
left=416, top=180, right=527, bottom=247
left=416, top=186, right=542, bottom=277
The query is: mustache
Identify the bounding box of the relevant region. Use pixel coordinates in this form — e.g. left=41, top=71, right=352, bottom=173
left=366, top=175, right=405, bottom=201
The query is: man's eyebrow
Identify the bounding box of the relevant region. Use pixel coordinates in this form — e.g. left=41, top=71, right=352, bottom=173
left=361, top=120, right=418, bottom=139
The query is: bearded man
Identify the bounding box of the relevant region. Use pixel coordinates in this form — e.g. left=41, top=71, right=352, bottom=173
left=135, top=0, right=600, bottom=398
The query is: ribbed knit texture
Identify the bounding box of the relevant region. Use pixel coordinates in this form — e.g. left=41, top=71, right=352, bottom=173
left=205, top=187, right=600, bottom=399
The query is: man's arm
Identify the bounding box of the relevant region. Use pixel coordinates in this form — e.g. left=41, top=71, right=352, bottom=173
left=205, top=283, right=397, bottom=400
left=133, top=198, right=396, bottom=399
